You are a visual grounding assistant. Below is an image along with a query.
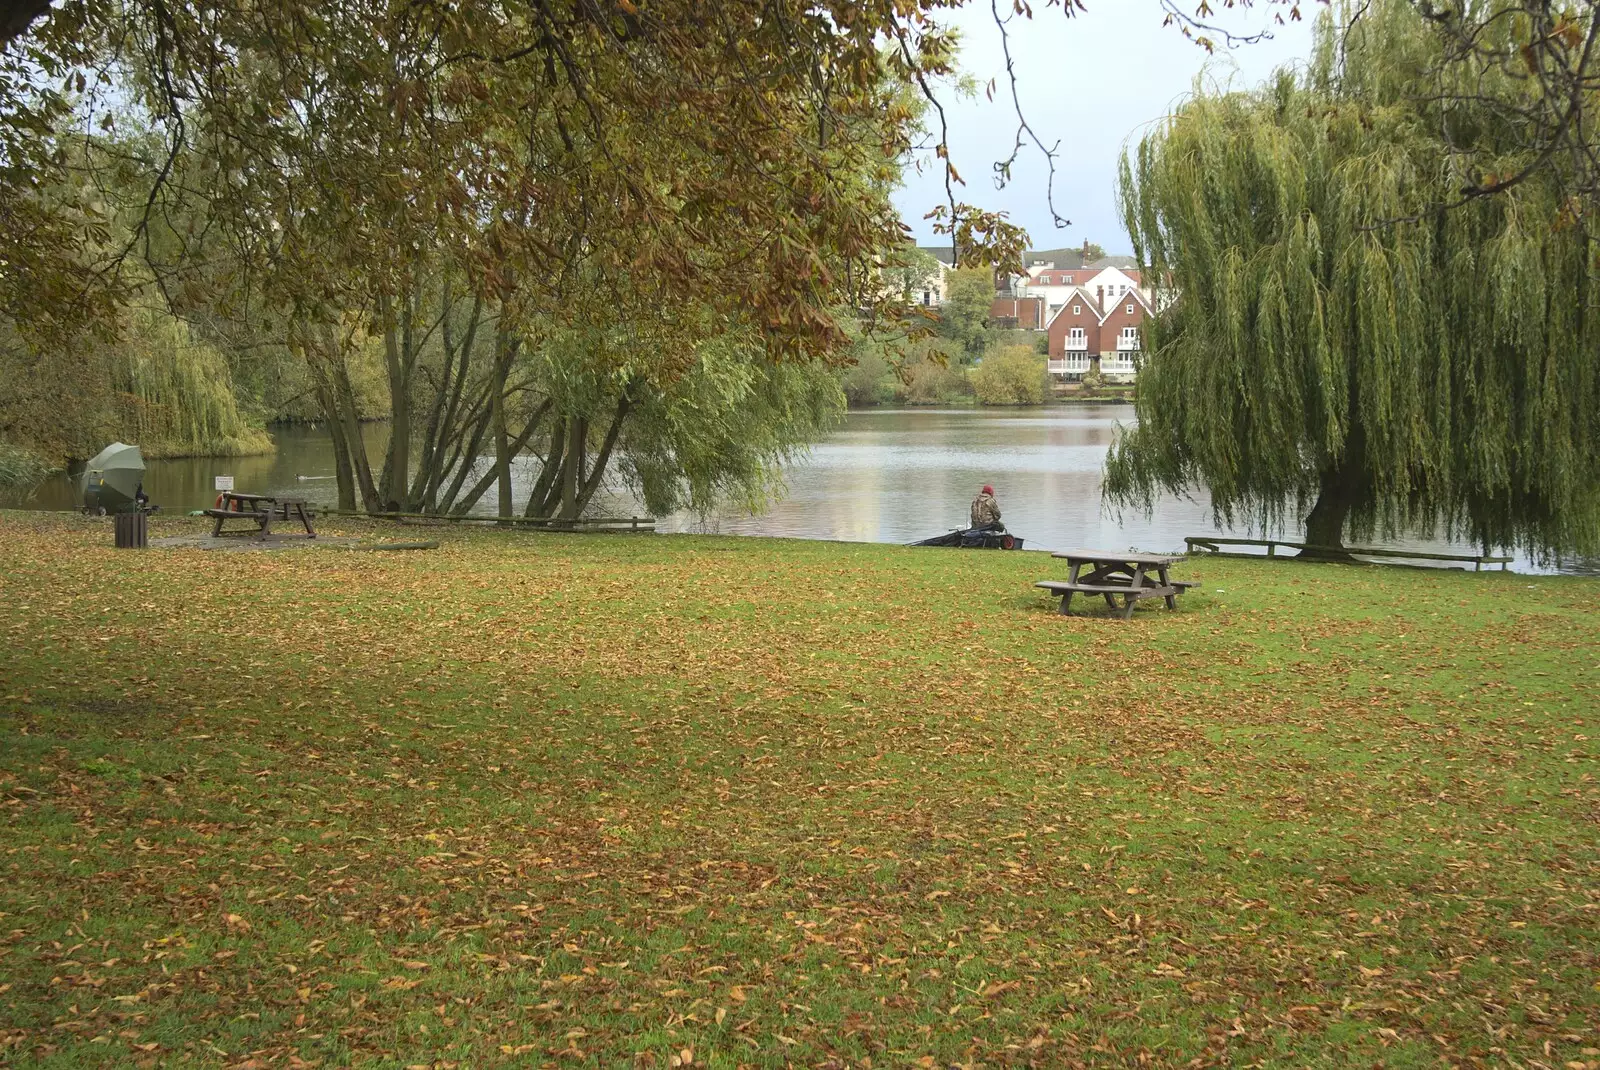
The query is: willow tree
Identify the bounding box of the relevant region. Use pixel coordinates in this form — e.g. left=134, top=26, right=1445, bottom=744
left=1108, top=0, right=1600, bottom=559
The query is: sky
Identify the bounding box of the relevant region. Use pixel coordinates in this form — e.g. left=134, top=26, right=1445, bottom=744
left=893, top=0, right=1321, bottom=255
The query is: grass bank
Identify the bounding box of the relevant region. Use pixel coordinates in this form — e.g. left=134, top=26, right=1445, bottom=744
left=1, top=512, right=1596, bottom=1068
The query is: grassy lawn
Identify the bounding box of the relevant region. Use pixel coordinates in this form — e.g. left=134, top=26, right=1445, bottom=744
left=1, top=511, right=1597, bottom=1068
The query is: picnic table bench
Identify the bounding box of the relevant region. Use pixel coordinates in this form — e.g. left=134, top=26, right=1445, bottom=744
left=1036, top=550, right=1191, bottom=620
left=204, top=492, right=317, bottom=539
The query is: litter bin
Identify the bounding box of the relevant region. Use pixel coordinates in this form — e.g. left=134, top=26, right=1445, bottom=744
left=114, top=511, right=148, bottom=549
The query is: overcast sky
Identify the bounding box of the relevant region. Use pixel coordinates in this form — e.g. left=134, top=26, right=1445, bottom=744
left=893, top=0, right=1321, bottom=255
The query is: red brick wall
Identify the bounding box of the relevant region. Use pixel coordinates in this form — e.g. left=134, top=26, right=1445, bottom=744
left=989, top=296, right=1045, bottom=330
left=1097, top=297, right=1147, bottom=355
left=1046, top=294, right=1101, bottom=357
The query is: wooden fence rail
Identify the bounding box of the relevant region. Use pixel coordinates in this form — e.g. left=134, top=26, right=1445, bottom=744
left=1185, top=536, right=1511, bottom=571
left=321, top=509, right=655, bottom=533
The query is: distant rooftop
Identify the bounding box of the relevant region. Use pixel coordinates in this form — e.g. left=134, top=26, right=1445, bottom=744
left=917, top=244, right=1137, bottom=271
left=1025, top=247, right=1139, bottom=271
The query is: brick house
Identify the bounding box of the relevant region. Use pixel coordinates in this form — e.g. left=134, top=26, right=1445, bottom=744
left=1095, top=288, right=1151, bottom=379
left=1044, top=284, right=1153, bottom=381
left=1044, top=290, right=1103, bottom=378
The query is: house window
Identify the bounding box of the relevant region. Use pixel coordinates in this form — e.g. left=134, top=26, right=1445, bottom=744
left=1126, top=304, right=1134, bottom=314
left=1064, top=275, right=1073, bottom=283
left=1072, top=305, right=1081, bottom=315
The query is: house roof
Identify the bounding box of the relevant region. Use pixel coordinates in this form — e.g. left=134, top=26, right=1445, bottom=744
left=1042, top=284, right=1153, bottom=331
left=1029, top=265, right=1147, bottom=290
left=1031, top=267, right=1100, bottom=287
left=1024, top=248, right=1139, bottom=271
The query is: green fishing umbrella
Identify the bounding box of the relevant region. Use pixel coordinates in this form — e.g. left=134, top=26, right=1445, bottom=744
left=81, top=442, right=146, bottom=513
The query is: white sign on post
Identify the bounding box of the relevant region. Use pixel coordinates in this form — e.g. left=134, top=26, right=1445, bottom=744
left=214, top=475, right=235, bottom=492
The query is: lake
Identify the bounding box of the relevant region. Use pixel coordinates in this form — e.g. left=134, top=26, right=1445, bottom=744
left=11, top=405, right=1588, bottom=572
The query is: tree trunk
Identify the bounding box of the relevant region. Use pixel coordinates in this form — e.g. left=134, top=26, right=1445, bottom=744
left=559, top=416, right=585, bottom=521
left=414, top=288, right=482, bottom=511
left=574, top=396, right=631, bottom=516
left=299, top=323, right=368, bottom=512
left=526, top=419, right=566, bottom=517
left=1301, top=474, right=1354, bottom=559
left=450, top=402, right=549, bottom=516
left=491, top=330, right=516, bottom=520
left=378, top=290, right=414, bottom=513
left=329, top=356, right=381, bottom=513
left=1301, top=425, right=1369, bottom=561
left=308, top=367, right=357, bottom=512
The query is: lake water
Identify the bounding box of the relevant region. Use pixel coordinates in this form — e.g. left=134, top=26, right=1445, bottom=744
left=12, top=406, right=1590, bottom=573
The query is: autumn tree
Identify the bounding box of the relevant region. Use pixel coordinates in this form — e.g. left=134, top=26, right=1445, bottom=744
left=1108, top=0, right=1600, bottom=559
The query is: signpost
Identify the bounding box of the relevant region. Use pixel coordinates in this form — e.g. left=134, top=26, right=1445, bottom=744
left=214, top=475, right=234, bottom=492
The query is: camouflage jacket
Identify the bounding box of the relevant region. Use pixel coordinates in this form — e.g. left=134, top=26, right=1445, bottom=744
left=970, top=492, right=1002, bottom=528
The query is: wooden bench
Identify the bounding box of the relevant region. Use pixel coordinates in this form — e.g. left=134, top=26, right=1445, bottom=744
left=205, top=507, right=271, bottom=537
left=1036, top=579, right=1179, bottom=598
left=1184, top=537, right=1511, bottom=571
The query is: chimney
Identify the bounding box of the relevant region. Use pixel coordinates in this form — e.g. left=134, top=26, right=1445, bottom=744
left=1096, top=285, right=1104, bottom=314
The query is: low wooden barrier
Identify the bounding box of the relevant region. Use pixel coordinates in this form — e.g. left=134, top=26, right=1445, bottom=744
left=322, top=509, right=655, bottom=533
left=1184, top=536, right=1511, bottom=571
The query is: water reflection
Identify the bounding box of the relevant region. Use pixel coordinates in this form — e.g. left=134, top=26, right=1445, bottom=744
left=11, top=423, right=392, bottom=515
left=10, top=406, right=1593, bottom=574
left=656, top=406, right=1216, bottom=553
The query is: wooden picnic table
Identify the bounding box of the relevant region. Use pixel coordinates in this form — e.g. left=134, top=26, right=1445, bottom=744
left=1035, top=549, right=1192, bottom=620
left=204, top=491, right=317, bottom=539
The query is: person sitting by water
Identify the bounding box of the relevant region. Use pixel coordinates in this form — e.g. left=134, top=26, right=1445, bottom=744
left=970, top=484, right=1003, bottom=530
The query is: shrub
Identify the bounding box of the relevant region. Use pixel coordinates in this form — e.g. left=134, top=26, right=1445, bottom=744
left=903, top=358, right=967, bottom=404
left=840, top=349, right=895, bottom=407
left=971, top=346, right=1047, bottom=406
left=0, top=442, right=54, bottom=497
